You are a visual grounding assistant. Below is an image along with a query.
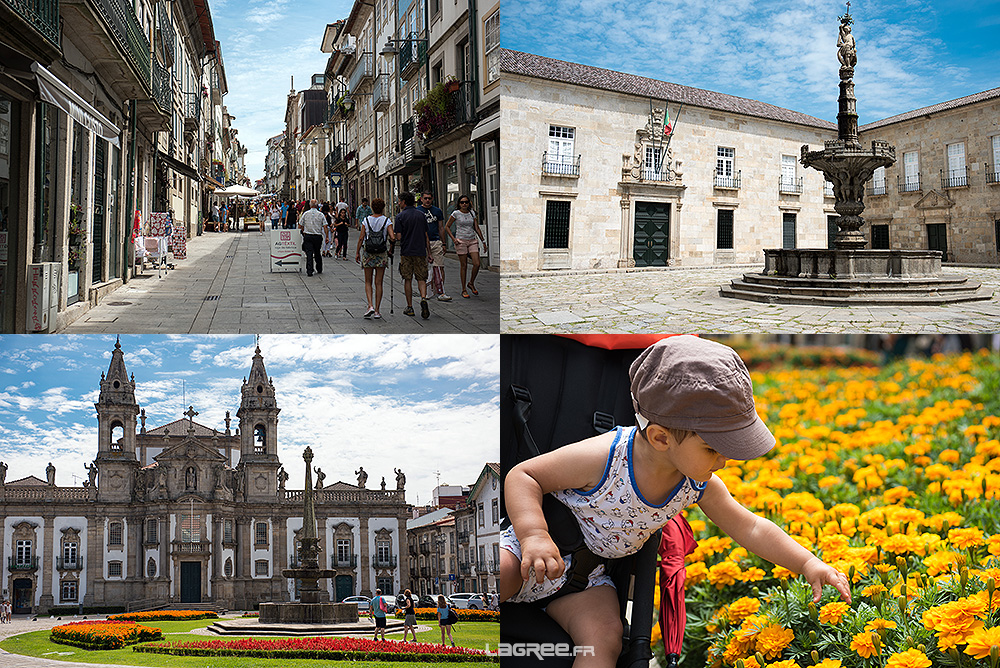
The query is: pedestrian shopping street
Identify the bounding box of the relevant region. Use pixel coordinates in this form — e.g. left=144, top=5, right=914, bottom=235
left=61, top=229, right=498, bottom=333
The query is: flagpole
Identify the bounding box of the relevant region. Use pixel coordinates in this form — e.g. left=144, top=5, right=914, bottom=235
left=657, top=101, right=684, bottom=174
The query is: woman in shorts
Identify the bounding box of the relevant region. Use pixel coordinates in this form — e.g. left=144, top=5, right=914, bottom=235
left=355, top=198, right=393, bottom=320
left=437, top=594, right=455, bottom=647
left=444, top=195, right=487, bottom=298
left=401, top=589, right=417, bottom=642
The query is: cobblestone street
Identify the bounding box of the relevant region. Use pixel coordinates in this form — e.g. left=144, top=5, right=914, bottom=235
left=61, top=229, right=498, bottom=334
left=501, top=265, right=1000, bottom=333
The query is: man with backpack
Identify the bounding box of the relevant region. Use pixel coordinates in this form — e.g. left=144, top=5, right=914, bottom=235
left=370, top=588, right=389, bottom=641
left=394, top=192, right=432, bottom=319
left=355, top=198, right=394, bottom=319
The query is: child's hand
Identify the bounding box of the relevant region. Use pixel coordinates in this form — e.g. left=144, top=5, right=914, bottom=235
left=802, top=558, right=852, bottom=604
left=519, top=533, right=565, bottom=584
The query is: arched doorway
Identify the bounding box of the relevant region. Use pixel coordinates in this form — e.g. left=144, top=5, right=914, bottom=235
left=13, top=578, right=33, bottom=614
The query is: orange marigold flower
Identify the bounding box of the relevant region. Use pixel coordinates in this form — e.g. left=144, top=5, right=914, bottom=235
left=850, top=631, right=879, bottom=659
left=685, top=562, right=709, bottom=585
left=863, top=584, right=888, bottom=599
left=813, top=660, right=843, bottom=668
left=754, top=624, right=794, bottom=660
left=988, top=535, right=1000, bottom=558
left=884, top=649, right=931, bottom=668
left=819, top=601, right=850, bottom=624
left=963, top=626, right=1000, bottom=660
left=727, top=597, right=761, bottom=624
left=949, top=527, right=985, bottom=549
left=864, top=618, right=898, bottom=632
left=707, top=561, right=742, bottom=589
left=768, top=661, right=799, bottom=668
left=740, top=567, right=766, bottom=583
left=772, top=566, right=795, bottom=580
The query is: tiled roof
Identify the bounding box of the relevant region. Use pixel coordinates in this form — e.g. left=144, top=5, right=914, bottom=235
left=859, top=87, right=1000, bottom=132
left=6, top=475, right=47, bottom=486
left=501, top=50, right=837, bottom=131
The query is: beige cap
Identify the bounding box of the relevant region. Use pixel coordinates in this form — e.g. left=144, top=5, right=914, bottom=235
left=629, top=336, right=775, bottom=460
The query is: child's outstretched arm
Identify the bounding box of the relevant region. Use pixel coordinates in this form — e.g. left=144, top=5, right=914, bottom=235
left=505, top=432, right=617, bottom=584
left=697, top=475, right=852, bottom=603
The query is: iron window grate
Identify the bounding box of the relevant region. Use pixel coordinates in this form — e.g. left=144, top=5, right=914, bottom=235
left=543, top=200, right=571, bottom=249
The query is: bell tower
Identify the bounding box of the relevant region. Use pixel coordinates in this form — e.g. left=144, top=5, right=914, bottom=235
left=94, top=337, right=140, bottom=501
left=235, top=345, right=281, bottom=499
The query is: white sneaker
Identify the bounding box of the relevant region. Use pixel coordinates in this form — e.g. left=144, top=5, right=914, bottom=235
left=437, top=293, right=452, bottom=301
left=373, top=312, right=382, bottom=319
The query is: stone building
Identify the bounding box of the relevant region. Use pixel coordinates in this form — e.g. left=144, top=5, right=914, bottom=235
left=0, top=340, right=408, bottom=614
left=501, top=49, right=1000, bottom=273
left=467, top=462, right=499, bottom=593
left=858, top=88, right=1000, bottom=263
left=407, top=507, right=458, bottom=597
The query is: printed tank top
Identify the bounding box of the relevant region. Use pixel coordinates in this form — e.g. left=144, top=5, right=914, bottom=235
left=550, top=426, right=707, bottom=559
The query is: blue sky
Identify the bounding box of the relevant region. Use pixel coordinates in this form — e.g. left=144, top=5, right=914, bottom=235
left=503, top=0, right=1000, bottom=126
left=210, top=0, right=351, bottom=183
left=0, top=335, right=498, bottom=505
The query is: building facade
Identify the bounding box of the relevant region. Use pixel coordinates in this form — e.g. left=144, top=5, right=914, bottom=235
left=0, top=341, right=409, bottom=614
left=406, top=508, right=458, bottom=597
left=467, top=462, right=499, bottom=593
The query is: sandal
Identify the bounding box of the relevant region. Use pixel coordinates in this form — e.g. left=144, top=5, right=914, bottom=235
left=467, top=283, right=478, bottom=296
left=462, top=291, right=470, bottom=298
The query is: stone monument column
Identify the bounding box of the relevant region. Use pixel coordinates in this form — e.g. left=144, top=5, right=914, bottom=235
left=238, top=518, right=252, bottom=579
left=358, top=515, right=371, bottom=597
left=40, top=514, right=54, bottom=612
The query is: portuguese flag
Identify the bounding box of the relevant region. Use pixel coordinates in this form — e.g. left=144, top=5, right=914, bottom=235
left=663, top=106, right=672, bottom=136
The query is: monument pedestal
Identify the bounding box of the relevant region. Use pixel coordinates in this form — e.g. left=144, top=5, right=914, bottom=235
left=258, top=601, right=358, bottom=624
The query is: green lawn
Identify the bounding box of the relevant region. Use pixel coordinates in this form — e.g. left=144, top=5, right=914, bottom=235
left=0, top=620, right=500, bottom=667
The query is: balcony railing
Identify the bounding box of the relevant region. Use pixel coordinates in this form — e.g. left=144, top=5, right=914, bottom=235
left=641, top=168, right=672, bottom=183
left=541, top=152, right=580, bottom=177
left=57, top=556, right=83, bottom=570
left=4, top=0, right=61, bottom=48
left=941, top=166, right=969, bottom=189
left=421, top=82, right=476, bottom=142
left=348, top=52, right=373, bottom=94
left=374, top=556, right=397, bottom=568
left=399, top=33, right=426, bottom=79
left=419, top=543, right=431, bottom=555
left=8, top=556, right=38, bottom=571
left=458, top=562, right=471, bottom=575
left=824, top=182, right=835, bottom=198
left=988, top=164, right=1000, bottom=185
left=408, top=544, right=417, bottom=556
left=151, top=55, right=172, bottom=112
left=713, top=169, right=741, bottom=189
left=779, top=176, right=803, bottom=194
left=324, top=146, right=345, bottom=175
left=898, top=174, right=921, bottom=193
left=331, top=555, right=357, bottom=568
left=372, top=74, right=390, bottom=111
left=419, top=566, right=430, bottom=577
left=866, top=182, right=888, bottom=196
left=401, top=117, right=415, bottom=144
left=94, top=0, right=151, bottom=91
left=184, top=91, right=200, bottom=126
left=457, top=530, right=469, bottom=543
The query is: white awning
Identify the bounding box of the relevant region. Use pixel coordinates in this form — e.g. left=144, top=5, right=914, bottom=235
left=470, top=112, right=499, bottom=142
left=32, top=62, right=120, bottom=148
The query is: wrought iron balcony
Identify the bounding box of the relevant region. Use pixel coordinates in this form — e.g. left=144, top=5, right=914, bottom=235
left=419, top=543, right=431, bottom=555
left=324, top=145, right=345, bottom=175
left=348, top=52, right=373, bottom=94
left=408, top=544, right=417, bottom=556
left=331, top=555, right=357, bottom=568
left=988, top=163, right=1000, bottom=185
left=8, top=556, right=38, bottom=571
left=457, top=530, right=469, bottom=543
left=57, top=556, right=83, bottom=570
left=184, top=91, right=200, bottom=130
left=641, top=168, right=672, bottom=183
left=897, top=174, right=921, bottom=193
left=420, top=82, right=475, bottom=142
left=372, top=74, right=390, bottom=111
left=399, top=33, right=426, bottom=79
left=458, top=562, right=471, bottom=575
left=542, top=152, right=580, bottom=177
left=401, top=117, right=415, bottom=144
left=1, top=0, right=61, bottom=49
left=778, top=176, right=803, bottom=194
left=93, top=0, right=151, bottom=90
left=866, top=182, right=888, bottom=196
left=151, top=56, right=172, bottom=113
left=941, top=166, right=969, bottom=189
left=374, top=556, right=397, bottom=568
left=419, top=566, right=430, bottom=577
left=713, top=169, right=741, bottom=189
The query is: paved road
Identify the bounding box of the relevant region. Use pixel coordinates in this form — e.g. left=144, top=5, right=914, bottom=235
left=501, top=264, right=1000, bottom=333
left=62, top=228, right=498, bottom=333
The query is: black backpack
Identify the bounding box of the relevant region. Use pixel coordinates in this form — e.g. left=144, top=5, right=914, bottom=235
left=364, top=216, right=388, bottom=253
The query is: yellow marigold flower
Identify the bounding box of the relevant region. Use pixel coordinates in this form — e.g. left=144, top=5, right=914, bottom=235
left=989, top=536, right=1000, bottom=558
left=883, top=486, right=914, bottom=504
left=862, top=583, right=888, bottom=599
left=727, top=597, right=761, bottom=624
left=741, top=567, right=766, bottom=583
left=864, top=618, right=898, bottom=633
left=819, top=601, right=849, bottom=624
left=813, top=660, right=843, bottom=668
left=741, top=656, right=762, bottom=668
left=707, top=561, right=742, bottom=589
left=884, top=649, right=931, bottom=668
left=938, top=449, right=961, bottom=464
left=850, top=631, right=879, bottom=658
left=923, top=551, right=960, bottom=577
left=768, top=661, right=799, bottom=668
left=688, top=519, right=707, bottom=534
left=754, top=624, right=794, bottom=660
left=772, top=566, right=795, bottom=580
left=818, top=475, right=841, bottom=488
left=963, top=626, right=1000, bottom=660
left=949, top=527, right=985, bottom=549
left=874, top=563, right=895, bottom=573
left=685, top=561, right=709, bottom=584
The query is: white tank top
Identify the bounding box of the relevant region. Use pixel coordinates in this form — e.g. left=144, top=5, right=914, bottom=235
left=550, top=426, right=706, bottom=558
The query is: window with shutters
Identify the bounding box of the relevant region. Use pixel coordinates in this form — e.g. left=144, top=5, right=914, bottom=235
left=717, top=209, right=734, bottom=250
left=543, top=200, right=571, bottom=249
left=545, top=126, right=577, bottom=175
left=146, top=518, right=158, bottom=544
left=484, top=10, right=500, bottom=85
left=61, top=579, right=78, bottom=602
left=108, top=521, right=123, bottom=547
left=223, top=519, right=234, bottom=544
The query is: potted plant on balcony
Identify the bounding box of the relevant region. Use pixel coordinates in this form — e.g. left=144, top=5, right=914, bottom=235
left=444, top=75, right=461, bottom=93
left=414, top=79, right=458, bottom=139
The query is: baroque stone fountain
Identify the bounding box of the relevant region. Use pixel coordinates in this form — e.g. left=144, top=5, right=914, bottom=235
left=720, top=6, right=990, bottom=305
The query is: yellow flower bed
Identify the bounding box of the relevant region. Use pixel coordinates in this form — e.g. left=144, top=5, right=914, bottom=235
left=107, top=610, right=219, bottom=622
left=661, top=350, right=1000, bottom=668
left=50, top=621, right=162, bottom=650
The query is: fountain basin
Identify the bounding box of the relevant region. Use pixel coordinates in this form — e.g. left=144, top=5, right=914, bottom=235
left=259, top=601, right=359, bottom=624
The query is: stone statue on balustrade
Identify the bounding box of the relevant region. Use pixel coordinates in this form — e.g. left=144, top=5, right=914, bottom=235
left=394, top=468, right=405, bottom=489
left=84, top=462, right=98, bottom=488
left=355, top=466, right=367, bottom=488
left=0, top=461, right=7, bottom=486
left=380, top=476, right=386, bottom=491
left=277, top=466, right=289, bottom=490
left=46, top=462, right=56, bottom=486
left=314, top=467, right=326, bottom=490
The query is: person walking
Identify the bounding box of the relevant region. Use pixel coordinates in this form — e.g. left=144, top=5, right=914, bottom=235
left=394, top=192, right=431, bottom=319
left=437, top=594, right=456, bottom=647
left=298, top=199, right=326, bottom=277
left=355, top=197, right=372, bottom=230
left=334, top=207, right=351, bottom=259
left=321, top=202, right=335, bottom=257
left=220, top=202, right=229, bottom=232
left=280, top=200, right=289, bottom=228
left=356, top=197, right=393, bottom=320
left=270, top=204, right=281, bottom=230
left=285, top=200, right=298, bottom=231
left=401, top=589, right=418, bottom=642
left=418, top=191, right=451, bottom=301
left=335, top=195, right=349, bottom=218
left=370, top=588, right=389, bottom=641
left=445, top=195, right=487, bottom=298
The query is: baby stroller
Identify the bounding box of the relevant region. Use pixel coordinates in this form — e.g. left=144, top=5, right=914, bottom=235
left=501, top=335, right=686, bottom=668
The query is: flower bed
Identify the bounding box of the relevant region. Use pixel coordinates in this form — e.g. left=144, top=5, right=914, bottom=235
left=394, top=608, right=499, bottom=622
left=107, top=610, right=219, bottom=622
left=134, top=636, right=498, bottom=662
left=663, top=350, right=1000, bottom=668
left=51, top=621, right=162, bottom=650
left=241, top=611, right=260, bottom=618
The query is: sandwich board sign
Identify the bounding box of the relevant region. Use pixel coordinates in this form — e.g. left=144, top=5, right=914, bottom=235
left=270, top=227, right=303, bottom=272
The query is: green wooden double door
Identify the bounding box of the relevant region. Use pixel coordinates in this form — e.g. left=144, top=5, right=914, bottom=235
left=633, top=201, right=670, bottom=267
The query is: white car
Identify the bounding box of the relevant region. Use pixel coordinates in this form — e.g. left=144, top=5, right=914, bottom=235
left=448, top=593, right=485, bottom=610
left=342, top=595, right=371, bottom=611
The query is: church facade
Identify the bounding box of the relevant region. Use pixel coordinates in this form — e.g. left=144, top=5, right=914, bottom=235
left=0, top=341, right=410, bottom=614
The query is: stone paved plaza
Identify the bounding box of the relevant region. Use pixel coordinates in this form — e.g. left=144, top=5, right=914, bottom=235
left=501, top=265, right=1000, bottom=333
left=61, top=228, right=499, bottom=334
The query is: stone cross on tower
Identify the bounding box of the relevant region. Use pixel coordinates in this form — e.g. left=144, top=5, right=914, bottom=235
left=184, top=406, right=198, bottom=435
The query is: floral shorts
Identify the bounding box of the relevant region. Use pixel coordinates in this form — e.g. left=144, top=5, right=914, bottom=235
left=499, top=525, right=614, bottom=604
left=362, top=249, right=388, bottom=268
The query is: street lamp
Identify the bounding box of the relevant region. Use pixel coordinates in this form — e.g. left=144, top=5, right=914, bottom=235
left=379, top=36, right=428, bottom=57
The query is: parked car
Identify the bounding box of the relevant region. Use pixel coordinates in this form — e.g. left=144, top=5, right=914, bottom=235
left=414, top=594, right=452, bottom=608
left=342, top=595, right=371, bottom=611
left=370, top=594, right=397, bottom=614
left=448, top=592, right=485, bottom=610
